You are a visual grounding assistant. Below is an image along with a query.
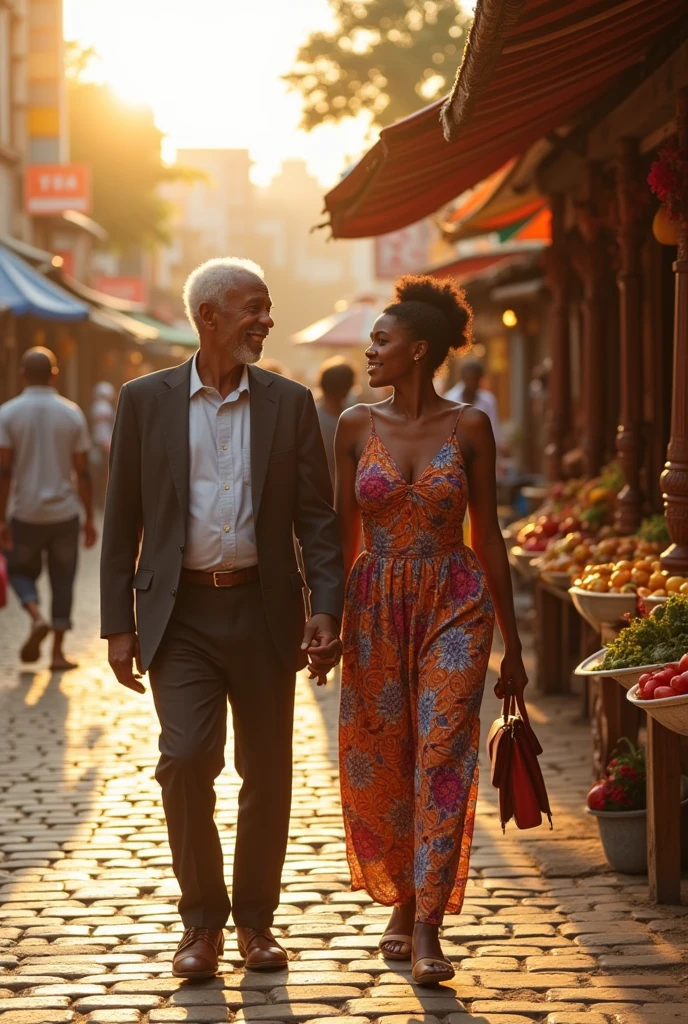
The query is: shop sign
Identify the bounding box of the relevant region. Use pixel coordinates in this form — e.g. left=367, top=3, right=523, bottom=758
left=95, top=275, right=146, bottom=303
left=374, top=220, right=431, bottom=279
left=24, top=164, right=91, bottom=215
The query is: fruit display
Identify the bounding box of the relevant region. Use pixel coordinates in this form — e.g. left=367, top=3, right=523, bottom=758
left=601, top=595, right=688, bottom=669
left=634, top=651, right=688, bottom=700
left=512, top=461, right=624, bottom=554
left=571, top=539, right=688, bottom=596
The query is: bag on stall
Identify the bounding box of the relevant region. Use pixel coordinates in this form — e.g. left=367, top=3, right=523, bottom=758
left=486, top=683, right=553, bottom=833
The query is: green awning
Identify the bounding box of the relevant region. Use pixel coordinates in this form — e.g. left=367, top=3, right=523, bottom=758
left=132, top=314, right=197, bottom=347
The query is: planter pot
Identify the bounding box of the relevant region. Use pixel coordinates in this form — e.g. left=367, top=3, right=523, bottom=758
left=588, top=777, right=688, bottom=874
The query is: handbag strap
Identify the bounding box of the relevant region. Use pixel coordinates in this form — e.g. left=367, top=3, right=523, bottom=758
left=502, top=685, right=531, bottom=726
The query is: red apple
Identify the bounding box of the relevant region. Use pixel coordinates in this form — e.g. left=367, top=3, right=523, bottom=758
left=656, top=668, right=676, bottom=685
left=638, top=672, right=653, bottom=687
left=665, top=663, right=680, bottom=675
left=587, top=782, right=609, bottom=811
left=678, top=652, right=688, bottom=674
left=654, top=686, right=675, bottom=699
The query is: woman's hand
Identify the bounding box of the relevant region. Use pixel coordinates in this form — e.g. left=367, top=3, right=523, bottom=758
left=494, top=648, right=529, bottom=700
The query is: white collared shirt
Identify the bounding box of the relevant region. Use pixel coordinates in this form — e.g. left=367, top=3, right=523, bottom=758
left=183, top=356, right=257, bottom=571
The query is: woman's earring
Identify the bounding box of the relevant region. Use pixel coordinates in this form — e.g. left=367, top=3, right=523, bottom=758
left=414, top=355, right=421, bottom=362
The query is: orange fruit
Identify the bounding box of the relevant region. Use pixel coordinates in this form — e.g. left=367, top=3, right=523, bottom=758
left=648, top=572, right=666, bottom=592
left=631, top=569, right=650, bottom=587
left=666, top=576, right=685, bottom=593
left=680, top=582, right=688, bottom=595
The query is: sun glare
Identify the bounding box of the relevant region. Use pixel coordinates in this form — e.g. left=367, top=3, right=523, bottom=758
left=62, top=0, right=366, bottom=186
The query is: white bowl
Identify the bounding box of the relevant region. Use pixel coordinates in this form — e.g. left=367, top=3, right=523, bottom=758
left=510, top=546, right=541, bottom=579
left=574, top=650, right=663, bottom=690
left=569, top=586, right=637, bottom=631
left=627, top=682, right=688, bottom=736
left=642, top=595, right=669, bottom=611
left=539, top=568, right=574, bottom=590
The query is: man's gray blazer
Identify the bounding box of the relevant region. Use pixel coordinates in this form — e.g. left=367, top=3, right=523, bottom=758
left=100, top=358, right=345, bottom=673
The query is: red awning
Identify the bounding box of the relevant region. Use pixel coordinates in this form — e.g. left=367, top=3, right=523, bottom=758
left=324, top=0, right=686, bottom=239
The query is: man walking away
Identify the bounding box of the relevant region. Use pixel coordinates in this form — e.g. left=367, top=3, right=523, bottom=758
left=0, top=347, right=97, bottom=669
left=315, top=356, right=356, bottom=483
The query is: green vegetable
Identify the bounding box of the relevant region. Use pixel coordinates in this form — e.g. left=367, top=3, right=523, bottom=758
left=601, top=594, right=688, bottom=668
left=637, top=514, right=670, bottom=544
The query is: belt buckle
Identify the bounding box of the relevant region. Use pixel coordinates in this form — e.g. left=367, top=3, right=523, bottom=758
left=212, top=570, right=226, bottom=588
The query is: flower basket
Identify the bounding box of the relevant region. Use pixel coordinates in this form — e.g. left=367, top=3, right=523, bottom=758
left=627, top=683, right=688, bottom=737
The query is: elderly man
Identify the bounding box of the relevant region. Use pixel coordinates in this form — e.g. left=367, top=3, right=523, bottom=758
left=100, top=258, right=344, bottom=978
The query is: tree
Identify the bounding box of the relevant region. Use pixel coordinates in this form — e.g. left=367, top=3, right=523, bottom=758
left=65, top=43, right=188, bottom=251
left=285, top=0, right=471, bottom=132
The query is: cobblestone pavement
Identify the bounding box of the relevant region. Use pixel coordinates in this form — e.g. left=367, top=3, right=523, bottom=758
left=1, top=547, right=687, bottom=1024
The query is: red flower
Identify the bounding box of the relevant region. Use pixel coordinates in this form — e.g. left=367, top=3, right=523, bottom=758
left=648, top=142, right=688, bottom=226
left=430, top=768, right=464, bottom=813
left=618, top=765, right=639, bottom=783
left=350, top=822, right=381, bottom=862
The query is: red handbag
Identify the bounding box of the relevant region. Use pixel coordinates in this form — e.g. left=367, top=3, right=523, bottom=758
left=486, top=686, right=552, bottom=833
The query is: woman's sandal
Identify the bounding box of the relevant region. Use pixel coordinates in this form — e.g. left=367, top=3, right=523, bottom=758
left=411, top=956, right=455, bottom=986
left=378, top=932, right=413, bottom=960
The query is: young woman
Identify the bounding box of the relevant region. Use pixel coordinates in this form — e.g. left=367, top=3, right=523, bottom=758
left=335, top=275, right=527, bottom=985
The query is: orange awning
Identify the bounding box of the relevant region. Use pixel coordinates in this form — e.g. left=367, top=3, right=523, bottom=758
left=323, top=0, right=686, bottom=239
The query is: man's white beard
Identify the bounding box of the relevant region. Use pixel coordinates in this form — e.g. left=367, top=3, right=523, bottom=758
left=231, top=338, right=263, bottom=364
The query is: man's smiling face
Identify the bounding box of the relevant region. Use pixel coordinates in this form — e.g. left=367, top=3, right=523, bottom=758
left=205, top=272, right=274, bottom=363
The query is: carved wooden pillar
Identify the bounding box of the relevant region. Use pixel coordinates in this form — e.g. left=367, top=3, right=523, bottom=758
left=614, top=138, right=646, bottom=534
left=571, top=166, right=615, bottom=479
left=661, top=88, right=688, bottom=573
left=544, top=194, right=571, bottom=481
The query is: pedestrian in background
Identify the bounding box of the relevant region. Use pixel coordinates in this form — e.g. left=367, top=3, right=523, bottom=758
left=444, top=358, right=501, bottom=448
left=90, top=381, right=116, bottom=507
left=316, top=356, right=356, bottom=483
left=0, top=347, right=97, bottom=670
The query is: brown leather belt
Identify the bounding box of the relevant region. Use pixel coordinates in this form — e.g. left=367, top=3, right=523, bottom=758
left=180, top=565, right=259, bottom=588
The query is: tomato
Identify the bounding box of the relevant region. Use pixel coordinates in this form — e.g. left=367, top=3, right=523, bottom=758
left=638, top=673, right=653, bottom=686
left=654, top=686, right=675, bottom=699
left=670, top=674, right=688, bottom=695
left=641, top=678, right=661, bottom=699
left=678, top=652, right=688, bottom=674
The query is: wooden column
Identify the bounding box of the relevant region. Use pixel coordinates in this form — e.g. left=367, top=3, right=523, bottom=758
left=544, top=194, right=571, bottom=481
left=646, top=716, right=682, bottom=904
left=661, top=88, right=688, bottom=573
left=614, top=138, right=646, bottom=534
left=571, top=165, right=615, bottom=479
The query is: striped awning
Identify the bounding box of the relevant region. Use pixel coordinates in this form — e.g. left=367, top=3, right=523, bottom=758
left=323, top=0, right=686, bottom=238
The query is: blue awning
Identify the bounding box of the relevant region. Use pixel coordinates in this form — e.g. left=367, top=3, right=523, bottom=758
left=0, top=244, right=88, bottom=322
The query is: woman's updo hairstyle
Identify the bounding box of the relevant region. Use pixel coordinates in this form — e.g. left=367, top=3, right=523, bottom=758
left=384, top=274, right=473, bottom=374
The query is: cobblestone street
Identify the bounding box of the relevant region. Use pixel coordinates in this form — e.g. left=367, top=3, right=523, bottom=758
left=1, top=548, right=687, bottom=1024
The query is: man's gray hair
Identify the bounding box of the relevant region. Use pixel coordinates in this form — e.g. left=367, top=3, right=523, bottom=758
left=183, top=257, right=265, bottom=332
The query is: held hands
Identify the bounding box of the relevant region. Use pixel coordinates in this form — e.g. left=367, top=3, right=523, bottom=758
left=301, top=613, right=342, bottom=686
left=107, top=632, right=145, bottom=694
left=494, top=647, right=529, bottom=701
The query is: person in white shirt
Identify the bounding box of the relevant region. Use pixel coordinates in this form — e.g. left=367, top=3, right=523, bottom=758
left=0, top=348, right=96, bottom=669
left=444, top=358, right=501, bottom=446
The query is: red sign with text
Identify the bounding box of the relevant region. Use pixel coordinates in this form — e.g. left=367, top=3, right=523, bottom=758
left=25, top=164, right=91, bottom=216
left=95, top=276, right=146, bottom=303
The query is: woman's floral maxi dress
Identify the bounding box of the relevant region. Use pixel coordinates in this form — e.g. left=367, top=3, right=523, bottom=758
left=339, top=409, right=494, bottom=924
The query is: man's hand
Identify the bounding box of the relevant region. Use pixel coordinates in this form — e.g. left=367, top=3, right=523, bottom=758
left=301, top=613, right=342, bottom=686
left=83, top=520, right=97, bottom=548
left=107, top=632, right=145, bottom=693
left=0, top=521, right=12, bottom=551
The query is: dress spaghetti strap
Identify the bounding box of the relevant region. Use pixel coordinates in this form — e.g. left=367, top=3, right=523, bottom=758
left=368, top=406, right=377, bottom=433
left=452, top=404, right=468, bottom=435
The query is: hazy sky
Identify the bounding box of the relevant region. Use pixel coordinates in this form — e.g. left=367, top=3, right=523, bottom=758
left=63, top=0, right=380, bottom=186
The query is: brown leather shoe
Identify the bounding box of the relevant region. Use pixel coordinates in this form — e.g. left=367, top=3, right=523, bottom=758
left=172, top=926, right=224, bottom=978
left=236, top=926, right=288, bottom=970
